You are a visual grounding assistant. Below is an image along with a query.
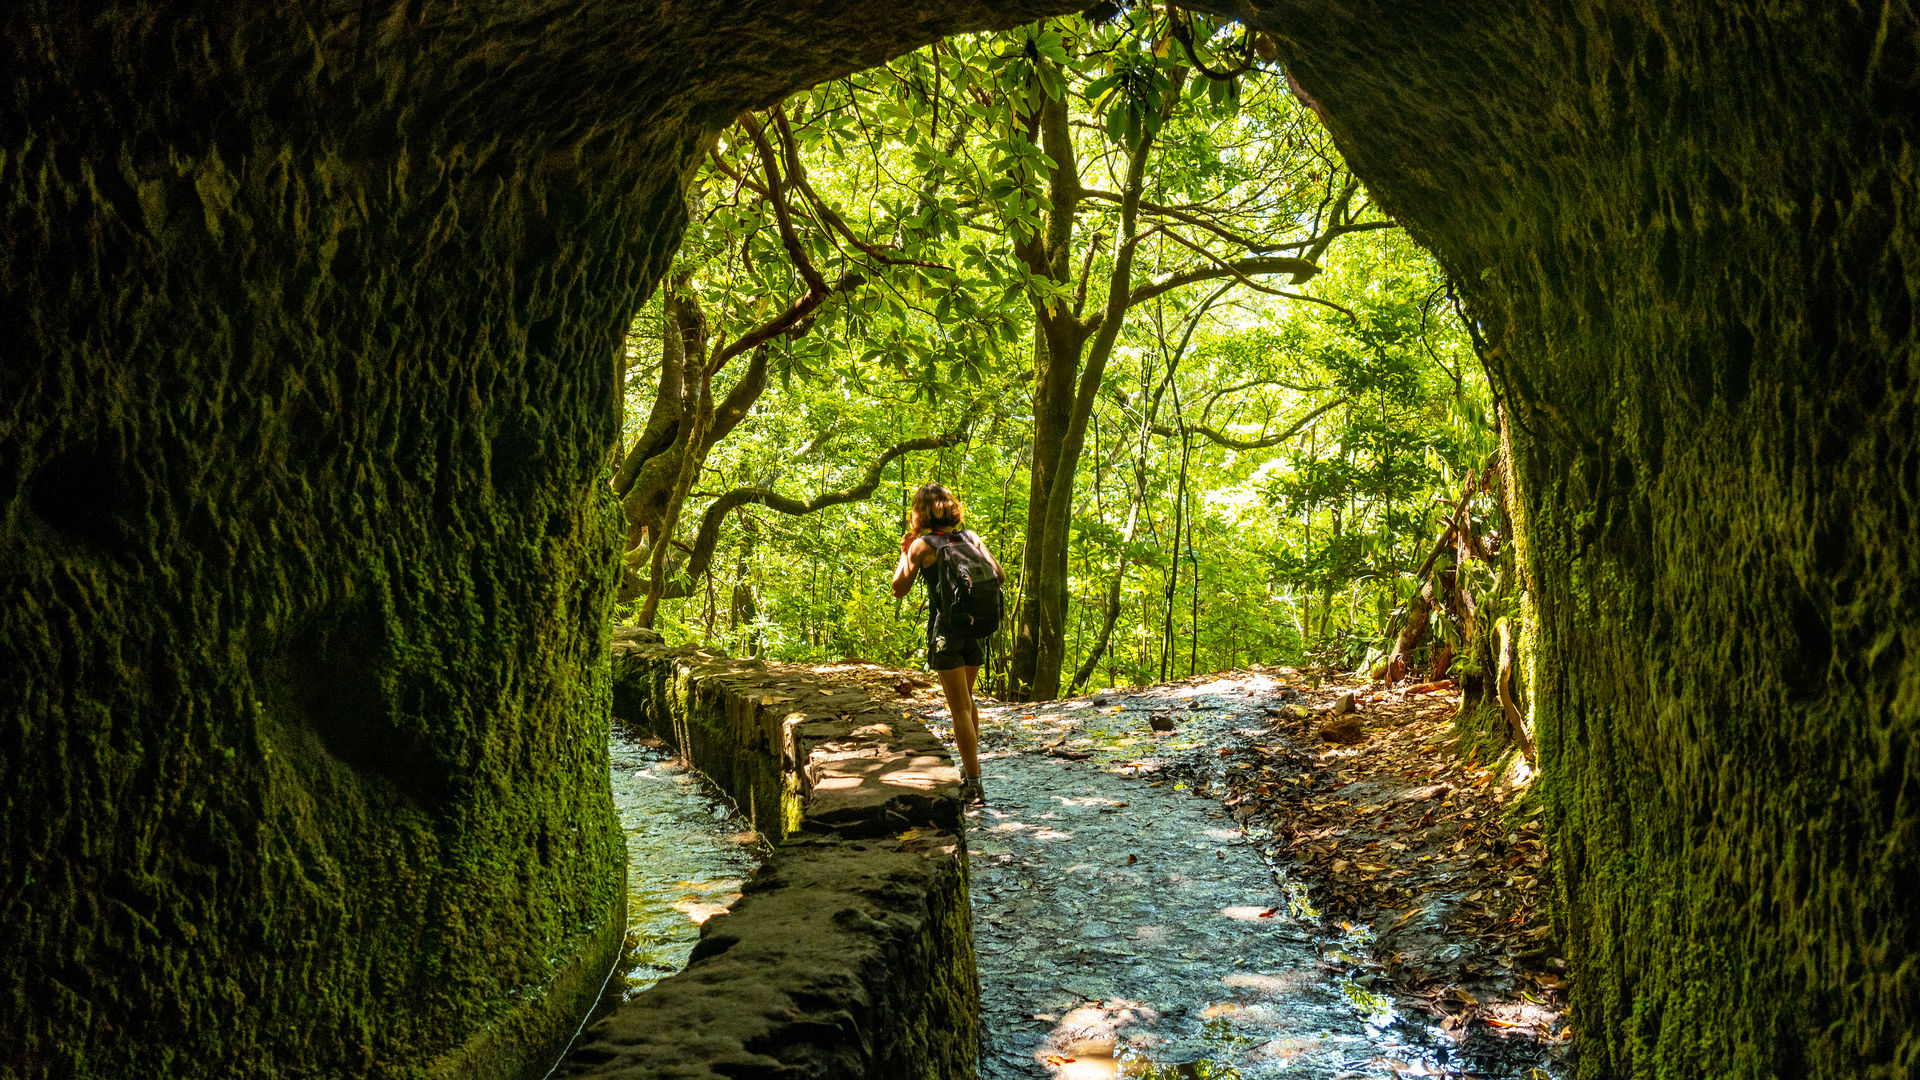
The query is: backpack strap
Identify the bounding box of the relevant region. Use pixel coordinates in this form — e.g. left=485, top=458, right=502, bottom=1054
left=918, top=530, right=952, bottom=571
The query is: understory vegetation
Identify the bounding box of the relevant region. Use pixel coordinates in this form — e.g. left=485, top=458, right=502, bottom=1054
left=613, top=11, right=1501, bottom=702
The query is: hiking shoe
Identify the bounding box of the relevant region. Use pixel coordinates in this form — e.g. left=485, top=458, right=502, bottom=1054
left=959, top=776, right=986, bottom=807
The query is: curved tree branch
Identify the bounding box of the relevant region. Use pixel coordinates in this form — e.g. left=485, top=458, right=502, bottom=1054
left=704, top=112, right=839, bottom=374
left=772, top=105, right=954, bottom=273
left=1151, top=395, right=1348, bottom=450
left=1270, top=288, right=1360, bottom=322
left=1304, top=175, right=1362, bottom=264
left=1122, top=253, right=1319, bottom=313
left=1072, top=196, right=1394, bottom=256
left=1071, top=231, right=1106, bottom=320
left=1200, top=375, right=1317, bottom=420
left=612, top=276, right=706, bottom=497
left=669, top=430, right=967, bottom=595
left=1076, top=187, right=1281, bottom=252
left=1168, top=7, right=1257, bottom=81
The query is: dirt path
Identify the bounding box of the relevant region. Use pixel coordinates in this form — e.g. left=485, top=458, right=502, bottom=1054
left=848, top=663, right=1571, bottom=1080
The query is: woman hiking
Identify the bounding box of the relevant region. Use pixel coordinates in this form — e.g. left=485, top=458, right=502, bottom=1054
left=890, top=482, right=1004, bottom=806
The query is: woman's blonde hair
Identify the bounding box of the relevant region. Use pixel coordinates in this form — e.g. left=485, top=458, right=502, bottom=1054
left=912, top=482, right=964, bottom=530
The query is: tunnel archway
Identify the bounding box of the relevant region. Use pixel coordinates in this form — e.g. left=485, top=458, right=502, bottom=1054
left=2, top=3, right=1913, bottom=1077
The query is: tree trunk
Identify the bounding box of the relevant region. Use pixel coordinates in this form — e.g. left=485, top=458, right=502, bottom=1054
left=1454, top=410, right=1529, bottom=758
left=1009, top=318, right=1084, bottom=701
left=616, top=284, right=773, bottom=607
left=1007, top=80, right=1087, bottom=703
left=1379, top=581, right=1435, bottom=685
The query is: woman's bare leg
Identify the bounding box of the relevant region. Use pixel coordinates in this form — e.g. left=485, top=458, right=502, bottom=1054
left=936, top=666, right=979, bottom=777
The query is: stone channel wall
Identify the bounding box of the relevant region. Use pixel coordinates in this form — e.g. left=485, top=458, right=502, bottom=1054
left=561, top=630, right=977, bottom=1079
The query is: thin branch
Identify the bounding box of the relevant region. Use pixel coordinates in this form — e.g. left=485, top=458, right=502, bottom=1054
left=741, top=112, right=825, bottom=296
left=1154, top=231, right=1361, bottom=321
left=702, top=113, right=837, bottom=375
left=772, top=105, right=953, bottom=273
left=1271, top=289, right=1360, bottom=322
left=1168, top=8, right=1256, bottom=80
left=1072, top=232, right=1107, bottom=320
left=1124, top=253, right=1319, bottom=311
left=1150, top=395, right=1348, bottom=450
left=1303, top=175, right=1361, bottom=264
left=1076, top=187, right=1295, bottom=252
left=673, top=431, right=967, bottom=590
left=706, top=147, right=767, bottom=199
left=1252, top=219, right=1398, bottom=252
left=1200, top=374, right=1307, bottom=420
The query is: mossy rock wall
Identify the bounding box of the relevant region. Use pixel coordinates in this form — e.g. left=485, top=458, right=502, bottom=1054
left=0, top=3, right=1059, bottom=1076
left=1251, top=3, right=1919, bottom=1076
left=8, top=1, right=1916, bottom=1078
left=581, top=642, right=975, bottom=1079
left=0, top=5, right=657, bottom=1073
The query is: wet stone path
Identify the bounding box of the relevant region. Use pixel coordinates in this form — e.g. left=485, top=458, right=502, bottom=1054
left=913, top=676, right=1535, bottom=1080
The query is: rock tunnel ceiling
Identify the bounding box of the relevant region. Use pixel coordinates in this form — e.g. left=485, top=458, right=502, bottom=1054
left=1, top=2, right=1914, bottom=1078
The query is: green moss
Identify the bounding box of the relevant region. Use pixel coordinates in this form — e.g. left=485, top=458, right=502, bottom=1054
left=782, top=772, right=808, bottom=839
left=1, top=21, right=663, bottom=1071
left=919, top=854, right=982, bottom=1079
left=8, top=3, right=1915, bottom=1079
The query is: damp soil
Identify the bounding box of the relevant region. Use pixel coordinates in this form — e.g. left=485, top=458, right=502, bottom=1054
left=607, top=722, right=768, bottom=998
left=833, top=662, right=1573, bottom=1080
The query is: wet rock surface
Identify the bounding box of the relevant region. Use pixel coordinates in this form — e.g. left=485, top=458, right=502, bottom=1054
left=963, top=750, right=1400, bottom=1078
left=902, top=669, right=1566, bottom=1080
left=607, top=728, right=766, bottom=997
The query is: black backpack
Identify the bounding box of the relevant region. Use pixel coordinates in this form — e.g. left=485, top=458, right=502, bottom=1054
left=929, top=531, right=1002, bottom=640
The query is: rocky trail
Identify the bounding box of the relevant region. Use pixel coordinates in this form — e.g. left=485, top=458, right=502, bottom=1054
left=816, top=662, right=1571, bottom=1079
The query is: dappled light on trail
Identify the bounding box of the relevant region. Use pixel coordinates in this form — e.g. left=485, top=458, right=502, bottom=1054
left=901, top=666, right=1565, bottom=1079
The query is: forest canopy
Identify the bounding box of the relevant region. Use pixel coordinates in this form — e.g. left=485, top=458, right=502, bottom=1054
left=612, top=11, right=1495, bottom=699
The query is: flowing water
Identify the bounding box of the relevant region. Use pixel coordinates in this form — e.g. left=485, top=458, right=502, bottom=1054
left=606, top=723, right=767, bottom=998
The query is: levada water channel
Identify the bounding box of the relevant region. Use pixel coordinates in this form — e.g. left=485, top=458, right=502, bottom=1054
left=606, top=722, right=767, bottom=998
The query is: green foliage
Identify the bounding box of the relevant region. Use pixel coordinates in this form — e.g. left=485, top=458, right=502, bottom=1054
left=616, top=18, right=1492, bottom=688
left=1258, top=263, right=1486, bottom=632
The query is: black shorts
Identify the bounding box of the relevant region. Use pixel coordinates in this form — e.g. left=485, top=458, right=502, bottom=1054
left=927, top=629, right=986, bottom=672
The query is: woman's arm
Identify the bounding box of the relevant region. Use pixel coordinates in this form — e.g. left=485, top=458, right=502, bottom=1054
left=890, top=544, right=917, bottom=598
left=891, top=536, right=937, bottom=597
